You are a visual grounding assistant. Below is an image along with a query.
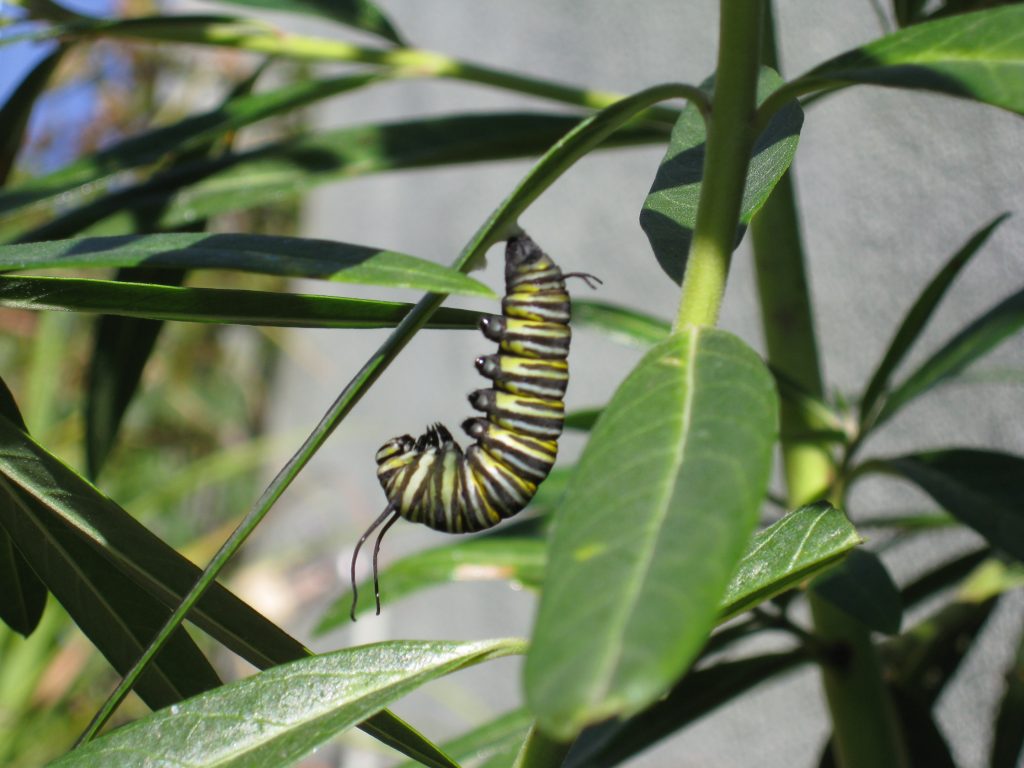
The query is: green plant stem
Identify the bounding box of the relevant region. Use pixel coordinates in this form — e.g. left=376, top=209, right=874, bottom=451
left=675, top=3, right=763, bottom=328
left=751, top=6, right=907, bottom=768
left=75, top=82, right=697, bottom=746
left=512, top=723, right=572, bottom=768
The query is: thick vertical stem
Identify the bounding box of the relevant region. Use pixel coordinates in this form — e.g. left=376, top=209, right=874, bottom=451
left=751, top=5, right=908, bottom=768
left=675, top=2, right=763, bottom=328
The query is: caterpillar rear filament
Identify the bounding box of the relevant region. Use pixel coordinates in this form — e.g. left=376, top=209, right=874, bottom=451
left=350, top=234, right=599, bottom=620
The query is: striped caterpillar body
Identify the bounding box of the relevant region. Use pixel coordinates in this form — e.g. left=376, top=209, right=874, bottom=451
left=350, top=234, right=599, bottom=619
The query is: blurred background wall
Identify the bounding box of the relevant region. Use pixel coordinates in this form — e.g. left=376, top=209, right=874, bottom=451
left=245, top=1, right=1024, bottom=765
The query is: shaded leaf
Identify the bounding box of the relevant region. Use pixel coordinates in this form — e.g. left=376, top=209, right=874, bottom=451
left=195, top=0, right=404, bottom=44
left=0, top=72, right=379, bottom=216
left=571, top=300, right=670, bottom=347
left=991, top=621, right=1024, bottom=768
left=396, top=708, right=533, bottom=768
left=0, top=377, right=46, bottom=636
left=811, top=549, right=902, bottom=634
left=7, top=114, right=667, bottom=242
left=0, top=233, right=493, bottom=296
left=526, top=328, right=778, bottom=737
left=720, top=502, right=862, bottom=622
left=0, top=47, right=66, bottom=184
left=565, top=651, right=807, bottom=768
left=0, top=274, right=486, bottom=329
left=641, top=68, right=804, bottom=283
left=790, top=6, right=1024, bottom=115
left=874, top=287, right=1024, bottom=427
left=900, top=545, right=991, bottom=608
left=860, top=214, right=1009, bottom=425
left=51, top=639, right=522, bottom=768
left=873, top=449, right=1024, bottom=561
left=889, top=688, right=957, bottom=768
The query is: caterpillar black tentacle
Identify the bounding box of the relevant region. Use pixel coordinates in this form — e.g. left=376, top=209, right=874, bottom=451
left=349, top=234, right=597, bottom=620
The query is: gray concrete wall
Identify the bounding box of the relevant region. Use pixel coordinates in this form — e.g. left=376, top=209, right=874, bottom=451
left=256, top=2, right=1024, bottom=765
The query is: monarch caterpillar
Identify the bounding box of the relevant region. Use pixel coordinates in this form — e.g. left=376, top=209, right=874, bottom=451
left=350, top=233, right=599, bottom=620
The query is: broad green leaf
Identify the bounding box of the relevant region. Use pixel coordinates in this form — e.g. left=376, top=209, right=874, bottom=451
left=0, top=274, right=485, bottom=328
left=0, top=377, right=46, bottom=636
left=51, top=638, right=522, bottom=768
left=526, top=328, right=778, bottom=737
left=0, top=412, right=454, bottom=767
left=396, top=708, right=533, bottom=768
left=874, top=287, right=1024, bottom=427
left=0, top=73, right=379, bottom=216
left=7, top=114, right=667, bottom=242
left=860, top=214, right=1009, bottom=425
left=0, top=233, right=493, bottom=296
left=0, top=476, right=223, bottom=709
left=565, top=651, right=807, bottom=768
left=0, top=47, right=66, bottom=184
left=197, top=0, right=404, bottom=44
left=872, top=449, right=1024, bottom=561
left=571, top=300, right=670, bottom=347
left=719, top=502, right=862, bottom=622
left=640, top=68, right=804, bottom=283
left=789, top=6, right=1024, bottom=115
left=991, top=624, right=1024, bottom=768
left=811, top=549, right=903, bottom=634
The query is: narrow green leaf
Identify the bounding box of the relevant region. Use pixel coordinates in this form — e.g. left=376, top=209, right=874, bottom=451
left=51, top=639, right=522, bottom=768
left=811, top=549, right=903, bottom=634
left=0, top=233, right=493, bottom=296
left=396, top=708, right=533, bottom=768
left=564, top=651, right=807, bottom=768
left=860, top=214, right=1009, bottom=425
left=640, top=68, right=804, bottom=283
left=571, top=300, right=670, bottom=347
left=874, top=287, right=1024, bottom=427
left=719, top=502, right=862, bottom=623
left=991, top=623, right=1024, bottom=768
left=194, top=0, right=404, bottom=44
left=526, top=328, right=778, bottom=737
left=791, top=6, right=1024, bottom=115
left=0, top=477, right=222, bottom=709
left=872, top=449, right=1024, bottom=561
left=856, top=511, right=958, bottom=530
left=0, top=378, right=46, bottom=636
left=0, top=72, right=380, bottom=216
left=0, top=47, right=66, bottom=184
left=564, top=408, right=601, bottom=431
left=0, top=274, right=486, bottom=328
left=889, top=688, right=958, bottom=768
left=900, top=545, right=991, bottom=608
left=7, top=114, right=666, bottom=242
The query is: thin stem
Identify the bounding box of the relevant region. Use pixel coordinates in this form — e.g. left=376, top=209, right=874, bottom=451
left=511, top=724, right=572, bottom=768
left=675, top=3, right=763, bottom=329
left=76, top=81, right=698, bottom=745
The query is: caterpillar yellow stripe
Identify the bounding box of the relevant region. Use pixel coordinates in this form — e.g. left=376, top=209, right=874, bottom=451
left=349, top=234, right=599, bottom=619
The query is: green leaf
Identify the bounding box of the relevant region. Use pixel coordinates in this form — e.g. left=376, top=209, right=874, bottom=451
left=564, top=408, right=601, bottom=431
left=791, top=6, right=1024, bottom=115
left=396, top=708, right=534, bottom=768
left=873, top=286, right=1024, bottom=427
left=51, top=638, right=522, bottom=768
left=526, top=328, right=778, bottom=737
left=811, top=549, right=903, bottom=634
left=565, top=651, right=807, bottom=768
left=7, top=114, right=666, bottom=242
left=889, top=688, right=957, bottom=768
left=0, top=378, right=46, bottom=636
left=872, top=449, right=1024, bottom=561
left=900, top=545, right=991, bottom=608
left=0, top=274, right=486, bottom=328
left=0, top=476, right=223, bottom=709
left=719, top=502, right=862, bottom=622
left=0, top=47, right=66, bottom=184
left=571, top=300, right=670, bottom=347
left=0, top=73, right=380, bottom=216
left=860, top=214, right=1009, bottom=426
left=991, top=623, right=1024, bottom=768
left=0, top=233, right=493, bottom=296
left=195, top=0, right=404, bottom=44
left=640, top=68, right=804, bottom=283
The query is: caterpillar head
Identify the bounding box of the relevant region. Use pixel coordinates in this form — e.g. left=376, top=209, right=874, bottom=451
left=505, top=234, right=545, bottom=270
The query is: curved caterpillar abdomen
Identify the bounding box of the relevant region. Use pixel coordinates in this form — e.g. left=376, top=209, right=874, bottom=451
left=350, top=234, right=597, bottom=619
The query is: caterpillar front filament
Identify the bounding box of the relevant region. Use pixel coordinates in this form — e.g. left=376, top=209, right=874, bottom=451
left=349, top=234, right=599, bottom=620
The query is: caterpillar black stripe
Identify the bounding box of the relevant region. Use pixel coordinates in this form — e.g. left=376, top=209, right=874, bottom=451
left=350, top=234, right=600, bottom=619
